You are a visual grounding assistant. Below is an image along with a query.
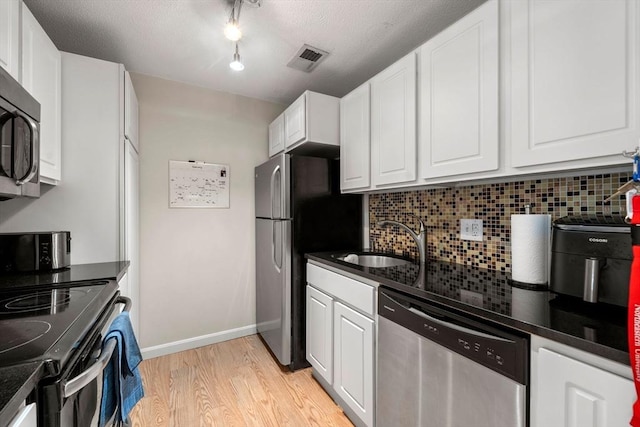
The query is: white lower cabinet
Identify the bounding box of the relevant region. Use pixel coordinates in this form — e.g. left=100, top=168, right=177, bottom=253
left=333, top=301, right=374, bottom=427
left=306, top=262, right=376, bottom=427
left=306, top=285, right=333, bottom=384
left=531, top=335, right=635, bottom=427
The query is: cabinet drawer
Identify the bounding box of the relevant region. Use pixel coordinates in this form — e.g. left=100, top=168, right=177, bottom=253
left=307, top=263, right=375, bottom=317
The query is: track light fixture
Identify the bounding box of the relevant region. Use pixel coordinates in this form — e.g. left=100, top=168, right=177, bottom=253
left=229, top=43, right=244, bottom=71
left=224, top=0, right=260, bottom=72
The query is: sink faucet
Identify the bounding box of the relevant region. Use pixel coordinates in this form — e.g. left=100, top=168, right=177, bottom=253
left=377, top=215, right=426, bottom=265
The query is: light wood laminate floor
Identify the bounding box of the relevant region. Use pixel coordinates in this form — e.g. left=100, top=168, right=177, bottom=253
left=128, top=335, right=354, bottom=427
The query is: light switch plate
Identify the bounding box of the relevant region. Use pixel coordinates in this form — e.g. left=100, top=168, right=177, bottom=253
left=460, top=219, right=483, bottom=241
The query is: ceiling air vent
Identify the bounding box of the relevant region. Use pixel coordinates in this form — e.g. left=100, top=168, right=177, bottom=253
left=287, top=44, right=329, bottom=73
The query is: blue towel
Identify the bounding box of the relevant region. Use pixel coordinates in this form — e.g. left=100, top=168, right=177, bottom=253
left=99, top=311, right=144, bottom=427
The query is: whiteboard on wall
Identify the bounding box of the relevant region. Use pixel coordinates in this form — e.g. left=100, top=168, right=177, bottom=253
left=169, top=160, right=229, bottom=208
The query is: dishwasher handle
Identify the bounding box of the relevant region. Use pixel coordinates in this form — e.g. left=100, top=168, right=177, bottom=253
left=407, top=306, right=514, bottom=344
left=62, top=296, right=132, bottom=398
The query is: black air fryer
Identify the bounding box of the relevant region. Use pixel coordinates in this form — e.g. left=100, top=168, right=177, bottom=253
left=550, top=214, right=631, bottom=306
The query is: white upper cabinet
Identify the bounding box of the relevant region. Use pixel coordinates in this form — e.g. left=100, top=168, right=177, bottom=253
left=420, top=0, right=499, bottom=179
left=284, top=94, right=306, bottom=148
left=371, top=52, right=417, bottom=187
left=0, top=0, right=20, bottom=81
left=508, top=0, right=640, bottom=168
left=280, top=91, right=340, bottom=156
left=268, top=113, right=285, bottom=157
left=340, top=82, right=370, bottom=191
left=22, top=5, right=62, bottom=184
left=124, top=71, right=139, bottom=152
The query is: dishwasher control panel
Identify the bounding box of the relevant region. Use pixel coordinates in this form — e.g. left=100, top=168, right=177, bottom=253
left=379, top=288, right=529, bottom=385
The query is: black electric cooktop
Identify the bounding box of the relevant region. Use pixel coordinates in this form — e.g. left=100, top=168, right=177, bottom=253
left=0, top=281, right=118, bottom=374
left=307, top=252, right=629, bottom=364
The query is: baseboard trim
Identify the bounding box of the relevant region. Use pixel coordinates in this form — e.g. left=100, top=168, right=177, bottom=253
left=140, top=324, right=257, bottom=359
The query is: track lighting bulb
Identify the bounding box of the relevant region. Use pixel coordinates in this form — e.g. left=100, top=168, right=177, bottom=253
left=224, top=19, right=242, bottom=41
left=230, top=44, right=244, bottom=71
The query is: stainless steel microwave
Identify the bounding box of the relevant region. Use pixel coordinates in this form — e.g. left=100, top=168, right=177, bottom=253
left=0, top=66, right=40, bottom=200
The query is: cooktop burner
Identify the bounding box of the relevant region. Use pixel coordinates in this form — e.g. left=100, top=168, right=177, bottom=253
left=0, top=319, right=51, bottom=354
left=0, top=281, right=118, bottom=370
left=0, top=289, right=87, bottom=314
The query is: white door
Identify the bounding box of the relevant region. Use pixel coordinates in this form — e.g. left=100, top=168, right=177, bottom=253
left=334, top=301, right=374, bottom=427
left=124, top=139, right=139, bottom=335
left=284, top=94, right=306, bottom=147
left=306, top=285, right=334, bottom=385
left=268, top=113, right=285, bottom=157
left=371, top=52, right=417, bottom=187
left=508, top=0, right=640, bottom=167
left=420, top=0, right=499, bottom=179
left=22, top=6, right=62, bottom=184
left=0, top=0, right=20, bottom=81
left=535, top=348, right=635, bottom=427
left=124, top=71, right=139, bottom=152
left=340, top=83, right=371, bottom=191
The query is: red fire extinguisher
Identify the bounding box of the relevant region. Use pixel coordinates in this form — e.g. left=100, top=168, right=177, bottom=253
left=629, top=191, right=640, bottom=427
left=621, top=148, right=640, bottom=426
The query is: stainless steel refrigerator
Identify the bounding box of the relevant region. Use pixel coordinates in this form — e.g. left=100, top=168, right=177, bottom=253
left=255, top=154, right=362, bottom=370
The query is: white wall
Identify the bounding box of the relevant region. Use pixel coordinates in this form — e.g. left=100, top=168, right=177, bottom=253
left=0, top=53, right=121, bottom=265
left=132, top=73, right=283, bottom=350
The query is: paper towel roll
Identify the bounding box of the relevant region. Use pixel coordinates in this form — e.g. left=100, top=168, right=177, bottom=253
left=511, top=214, right=551, bottom=285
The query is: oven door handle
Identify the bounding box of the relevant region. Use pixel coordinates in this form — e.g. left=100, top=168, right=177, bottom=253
left=62, top=296, right=132, bottom=398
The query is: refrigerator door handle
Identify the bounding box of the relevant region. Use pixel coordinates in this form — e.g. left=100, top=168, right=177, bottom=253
left=272, top=222, right=282, bottom=272
left=270, top=165, right=280, bottom=219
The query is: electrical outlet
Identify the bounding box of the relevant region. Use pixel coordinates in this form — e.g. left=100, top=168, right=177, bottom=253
left=460, top=219, right=483, bottom=241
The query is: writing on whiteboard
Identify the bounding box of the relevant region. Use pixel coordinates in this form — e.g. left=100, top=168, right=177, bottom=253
left=169, top=160, right=230, bottom=208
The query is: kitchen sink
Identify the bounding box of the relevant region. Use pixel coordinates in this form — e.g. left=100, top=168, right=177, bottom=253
left=337, top=254, right=414, bottom=268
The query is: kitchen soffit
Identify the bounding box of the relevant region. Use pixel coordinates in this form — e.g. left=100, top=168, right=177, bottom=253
left=22, top=0, right=486, bottom=105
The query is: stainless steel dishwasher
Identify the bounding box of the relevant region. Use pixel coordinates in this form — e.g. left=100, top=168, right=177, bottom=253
left=377, top=288, right=528, bottom=427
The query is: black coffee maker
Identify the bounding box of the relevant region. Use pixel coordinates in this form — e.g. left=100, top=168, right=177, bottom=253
left=550, top=214, right=631, bottom=307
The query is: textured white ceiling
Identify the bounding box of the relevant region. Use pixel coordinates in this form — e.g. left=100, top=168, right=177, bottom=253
left=23, top=0, right=486, bottom=105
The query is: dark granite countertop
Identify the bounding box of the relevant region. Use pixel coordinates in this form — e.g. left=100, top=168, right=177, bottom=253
left=0, top=261, right=129, bottom=423
left=0, top=261, right=129, bottom=291
left=306, top=252, right=629, bottom=366
left=0, top=361, right=44, bottom=426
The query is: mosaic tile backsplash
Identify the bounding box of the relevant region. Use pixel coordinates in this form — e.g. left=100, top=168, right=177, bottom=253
left=369, top=172, right=632, bottom=272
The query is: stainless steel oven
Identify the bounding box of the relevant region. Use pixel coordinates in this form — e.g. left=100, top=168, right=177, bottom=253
left=377, top=288, right=528, bottom=427
left=38, top=294, right=131, bottom=427
left=0, top=64, right=40, bottom=200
